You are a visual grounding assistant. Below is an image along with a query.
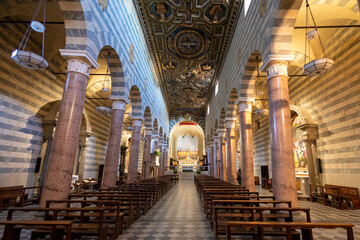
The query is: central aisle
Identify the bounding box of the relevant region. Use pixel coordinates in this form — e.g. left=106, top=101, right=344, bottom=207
left=119, top=180, right=214, bottom=240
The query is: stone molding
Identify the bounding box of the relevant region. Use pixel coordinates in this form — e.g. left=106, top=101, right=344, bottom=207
left=235, top=97, right=254, bottom=106
left=225, top=118, right=236, bottom=128
left=144, top=127, right=153, bottom=136
left=259, top=55, right=294, bottom=79
left=60, top=49, right=99, bottom=69
left=265, top=63, right=288, bottom=79
left=132, top=119, right=143, bottom=127
left=238, top=102, right=252, bottom=113
left=108, top=96, right=130, bottom=104
left=260, top=55, right=294, bottom=71
left=66, top=59, right=91, bottom=76
left=112, top=100, right=126, bottom=111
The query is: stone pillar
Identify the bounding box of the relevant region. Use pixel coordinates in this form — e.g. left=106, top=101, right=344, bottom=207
left=260, top=55, right=298, bottom=206
left=153, top=136, right=160, bottom=178
left=40, top=55, right=97, bottom=207
left=225, top=118, right=237, bottom=184
left=39, top=120, right=56, bottom=187
left=213, top=136, right=218, bottom=178
left=209, top=141, right=215, bottom=177
left=77, top=131, right=92, bottom=181
left=299, top=124, right=319, bottom=185
left=217, top=129, right=227, bottom=181
left=163, top=146, right=168, bottom=173
left=157, top=143, right=164, bottom=177
left=236, top=98, right=255, bottom=192
left=142, top=128, right=153, bottom=180
left=127, top=119, right=143, bottom=183
left=102, top=100, right=127, bottom=188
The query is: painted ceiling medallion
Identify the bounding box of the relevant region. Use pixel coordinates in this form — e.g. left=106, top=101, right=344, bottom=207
left=98, top=0, right=108, bottom=12
left=183, top=87, right=193, bottom=92
left=129, top=43, right=134, bottom=63
left=174, top=30, right=204, bottom=58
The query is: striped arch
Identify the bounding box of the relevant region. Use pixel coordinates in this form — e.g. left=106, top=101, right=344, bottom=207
left=214, top=119, right=219, bottom=132
left=226, top=88, right=238, bottom=118
left=210, top=128, right=214, bottom=139
left=168, top=116, right=206, bottom=135
left=239, top=51, right=262, bottom=99
left=264, top=0, right=303, bottom=57
left=159, top=127, right=163, bottom=141
left=144, top=106, right=152, bottom=128
left=58, top=0, right=88, bottom=51
left=129, top=86, right=142, bottom=118
left=153, top=118, right=159, bottom=135
left=219, top=108, right=226, bottom=129
left=163, top=133, right=167, bottom=143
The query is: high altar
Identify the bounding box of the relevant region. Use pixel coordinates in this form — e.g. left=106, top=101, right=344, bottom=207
left=177, top=150, right=199, bottom=171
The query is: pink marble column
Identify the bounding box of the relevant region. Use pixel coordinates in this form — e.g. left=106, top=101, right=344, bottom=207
left=102, top=100, right=127, bottom=188
left=127, top=119, right=143, bottom=183
left=163, top=145, right=168, bottom=174
left=157, top=144, right=164, bottom=177
left=225, top=118, right=237, bottom=184
left=40, top=58, right=92, bottom=207
left=236, top=98, right=255, bottom=192
left=142, top=128, right=153, bottom=180
left=213, top=137, right=218, bottom=178
left=260, top=56, right=298, bottom=206
left=210, top=141, right=215, bottom=177
left=217, top=129, right=227, bottom=181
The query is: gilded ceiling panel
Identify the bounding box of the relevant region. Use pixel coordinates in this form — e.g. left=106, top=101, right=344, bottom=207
left=134, top=0, right=241, bottom=114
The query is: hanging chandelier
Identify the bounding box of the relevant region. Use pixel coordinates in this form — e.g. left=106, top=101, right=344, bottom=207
left=303, top=0, right=334, bottom=76
left=11, top=0, right=48, bottom=70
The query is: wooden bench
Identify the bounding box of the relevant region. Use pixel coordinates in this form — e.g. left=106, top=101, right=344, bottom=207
left=325, top=184, right=359, bottom=209
left=309, top=184, right=326, bottom=205
left=7, top=207, right=113, bottom=240
left=0, top=186, right=23, bottom=211
left=225, top=221, right=355, bottom=240
left=0, top=220, right=73, bottom=240
left=214, top=206, right=310, bottom=239
left=46, top=200, right=125, bottom=236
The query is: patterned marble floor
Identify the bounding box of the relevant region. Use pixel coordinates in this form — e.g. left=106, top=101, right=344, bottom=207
left=118, top=179, right=214, bottom=240
left=0, top=179, right=359, bottom=239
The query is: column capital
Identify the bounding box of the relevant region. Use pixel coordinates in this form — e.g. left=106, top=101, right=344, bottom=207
left=260, top=55, right=294, bottom=78
left=209, top=140, right=214, bottom=145
left=217, top=128, right=226, bottom=138
left=144, top=127, right=153, bottom=135
left=112, top=100, right=127, bottom=110
left=60, top=49, right=99, bottom=69
left=235, top=97, right=255, bottom=106
left=66, top=59, right=91, bottom=76
left=108, top=96, right=130, bottom=104
left=132, top=119, right=143, bottom=127
left=225, top=118, right=236, bottom=128
left=238, top=102, right=253, bottom=113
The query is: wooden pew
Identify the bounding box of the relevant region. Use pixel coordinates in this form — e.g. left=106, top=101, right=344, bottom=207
left=214, top=206, right=310, bottom=239
left=7, top=207, right=113, bottom=240
left=46, top=200, right=125, bottom=236
left=324, top=184, right=360, bottom=209
left=225, top=221, right=355, bottom=240
left=309, top=184, right=326, bottom=205
left=0, top=220, right=73, bottom=240
left=0, top=186, right=23, bottom=211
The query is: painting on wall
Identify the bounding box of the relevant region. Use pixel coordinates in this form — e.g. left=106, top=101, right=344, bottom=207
left=291, top=113, right=308, bottom=173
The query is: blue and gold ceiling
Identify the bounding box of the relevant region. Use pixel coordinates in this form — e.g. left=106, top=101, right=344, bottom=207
left=134, top=0, right=242, bottom=114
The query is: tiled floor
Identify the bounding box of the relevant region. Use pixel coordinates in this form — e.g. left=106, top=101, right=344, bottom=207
left=0, top=178, right=359, bottom=239
left=118, top=179, right=214, bottom=240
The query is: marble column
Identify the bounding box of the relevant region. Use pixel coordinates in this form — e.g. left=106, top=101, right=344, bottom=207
left=260, top=55, right=298, bottom=206
left=127, top=119, right=143, bottom=183
left=225, top=118, right=237, bottom=184
left=142, top=128, right=153, bottom=180
left=157, top=143, right=164, bottom=177
left=102, top=100, right=127, bottom=188
left=153, top=136, right=160, bottom=178
left=236, top=98, right=255, bottom=192
left=77, top=131, right=92, bottom=181
left=217, top=129, right=227, bottom=181
left=299, top=124, right=319, bottom=185
left=162, top=145, right=168, bottom=175
left=39, top=120, right=56, bottom=188
left=209, top=141, right=215, bottom=177
left=40, top=57, right=94, bottom=207
left=213, top=136, right=218, bottom=178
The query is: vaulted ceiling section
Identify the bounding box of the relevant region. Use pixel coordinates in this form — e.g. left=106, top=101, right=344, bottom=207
left=134, top=0, right=242, bottom=116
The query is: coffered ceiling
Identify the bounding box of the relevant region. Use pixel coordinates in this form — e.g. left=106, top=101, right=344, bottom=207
left=134, top=0, right=242, bottom=115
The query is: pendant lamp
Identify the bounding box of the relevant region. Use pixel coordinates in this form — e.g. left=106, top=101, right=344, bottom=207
left=11, top=0, right=48, bottom=70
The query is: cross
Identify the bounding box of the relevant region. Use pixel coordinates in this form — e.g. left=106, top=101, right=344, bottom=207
left=177, top=1, right=200, bottom=24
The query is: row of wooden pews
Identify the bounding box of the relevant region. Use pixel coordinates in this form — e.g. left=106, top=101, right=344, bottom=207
left=195, top=175, right=355, bottom=240
left=0, top=175, right=178, bottom=240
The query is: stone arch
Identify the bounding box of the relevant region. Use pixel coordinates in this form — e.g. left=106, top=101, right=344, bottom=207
left=153, top=118, right=159, bottom=135
left=239, top=51, right=263, bottom=99
left=163, top=133, right=167, bottom=143
left=159, top=127, right=163, bottom=141
left=144, top=106, right=152, bottom=128
left=129, top=85, right=142, bottom=118
left=219, top=108, right=226, bottom=129
left=263, top=0, right=303, bottom=57
left=290, top=105, right=315, bottom=125
left=214, top=119, right=219, bottom=135
left=169, top=116, right=205, bottom=135
left=226, top=88, right=238, bottom=118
